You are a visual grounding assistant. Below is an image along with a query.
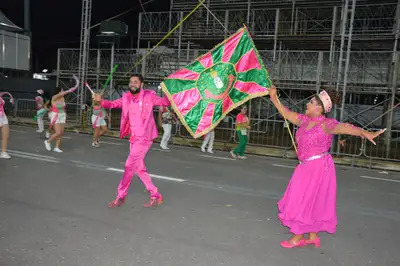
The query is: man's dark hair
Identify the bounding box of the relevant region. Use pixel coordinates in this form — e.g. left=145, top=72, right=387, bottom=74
left=130, top=74, right=144, bottom=83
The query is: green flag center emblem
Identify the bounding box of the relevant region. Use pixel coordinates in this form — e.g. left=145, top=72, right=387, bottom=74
left=197, top=62, right=237, bottom=103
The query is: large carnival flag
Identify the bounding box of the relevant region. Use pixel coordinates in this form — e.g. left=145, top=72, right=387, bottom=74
left=160, top=26, right=272, bottom=138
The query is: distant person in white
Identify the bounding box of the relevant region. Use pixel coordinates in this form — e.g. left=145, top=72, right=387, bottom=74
left=34, top=89, right=48, bottom=133
left=201, top=130, right=215, bottom=153
left=158, top=106, right=176, bottom=150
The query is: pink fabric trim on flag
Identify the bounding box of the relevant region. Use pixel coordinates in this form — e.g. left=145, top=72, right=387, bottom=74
left=199, top=53, right=214, bottom=68
left=222, top=96, right=234, bottom=113
left=195, top=102, right=215, bottom=134
left=168, top=68, right=200, bottom=80
left=172, top=88, right=202, bottom=116
left=233, top=81, right=268, bottom=95
left=221, top=30, right=244, bottom=63
left=235, top=49, right=261, bottom=73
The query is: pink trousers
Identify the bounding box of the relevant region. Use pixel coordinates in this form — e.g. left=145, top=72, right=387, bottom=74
left=116, top=138, right=158, bottom=199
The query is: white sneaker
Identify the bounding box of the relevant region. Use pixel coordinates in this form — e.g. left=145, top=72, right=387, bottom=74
left=160, top=145, right=169, bottom=150
left=201, top=147, right=206, bottom=152
left=44, top=140, right=51, bottom=151
left=207, top=150, right=214, bottom=154
left=0, top=152, right=11, bottom=159
left=36, top=130, right=43, bottom=133
left=53, top=147, right=63, bottom=153
left=45, top=132, right=50, bottom=138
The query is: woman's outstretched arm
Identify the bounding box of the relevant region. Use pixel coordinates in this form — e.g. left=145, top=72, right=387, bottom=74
left=269, top=85, right=302, bottom=126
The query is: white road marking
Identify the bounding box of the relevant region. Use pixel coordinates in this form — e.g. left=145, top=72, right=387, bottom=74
left=100, top=141, right=123, bottom=146
left=8, top=152, right=59, bottom=163
left=71, top=160, right=107, bottom=168
left=360, top=175, right=400, bottom=184
left=272, top=164, right=295, bottom=169
left=62, top=136, right=72, bottom=139
left=10, top=129, right=27, bottom=133
left=106, top=168, right=186, bottom=182
left=152, top=148, right=170, bottom=152
left=378, top=171, right=389, bottom=174
left=8, top=149, right=58, bottom=160
left=200, top=155, right=236, bottom=161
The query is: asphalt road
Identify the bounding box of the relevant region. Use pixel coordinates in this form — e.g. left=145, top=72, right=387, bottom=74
left=1, top=125, right=399, bottom=266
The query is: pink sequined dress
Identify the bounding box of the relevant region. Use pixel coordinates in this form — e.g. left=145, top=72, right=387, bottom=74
left=278, top=114, right=339, bottom=235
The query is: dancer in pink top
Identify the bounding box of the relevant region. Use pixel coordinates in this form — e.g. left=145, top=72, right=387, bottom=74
left=0, top=92, right=14, bottom=159
left=91, top=99, right=109, bottom=147
left=44, top=75, right=79, bottom=153
left=230, top=105, right=250, bottom=159
left=269, top=85, right=385, bottom=248
left=93, top=74, right=171, bottom=208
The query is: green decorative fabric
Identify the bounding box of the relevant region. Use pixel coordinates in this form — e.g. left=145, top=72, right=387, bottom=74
left=161, top=27, right=272, bottom=138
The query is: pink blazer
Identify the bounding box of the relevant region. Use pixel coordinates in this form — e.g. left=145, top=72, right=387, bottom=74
left=101, top=90, right=170, bottom=141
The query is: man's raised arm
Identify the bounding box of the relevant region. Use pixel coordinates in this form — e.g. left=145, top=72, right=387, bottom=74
left=94, top=94, right=123, bottom=109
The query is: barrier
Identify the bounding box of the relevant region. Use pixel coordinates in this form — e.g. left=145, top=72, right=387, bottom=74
left=7, top=98, right=400, bottom=170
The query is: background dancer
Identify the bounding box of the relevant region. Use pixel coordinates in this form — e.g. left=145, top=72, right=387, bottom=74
left=44, top=75, right=79, bottom=153
left=33, top=89, right=49, bottom=133
left=201, top=130, right=215, bottom=153
left=269, top=85, right=385, bottom=248
left=230, top=105, right=250, bottom=159
left=91, top=99, right=109, bottom=147
left=0, top=92, right=14, bottom=159
left=93, top=74, right=171, bottom=208
left=158, top=106, right=176, bottom=150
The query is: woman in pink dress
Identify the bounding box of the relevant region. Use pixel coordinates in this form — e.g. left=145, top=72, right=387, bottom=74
left=269, top=85, right=385, bottom=248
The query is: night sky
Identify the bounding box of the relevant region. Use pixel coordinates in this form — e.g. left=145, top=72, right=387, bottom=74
left=1, top=0, right=169, bottom=72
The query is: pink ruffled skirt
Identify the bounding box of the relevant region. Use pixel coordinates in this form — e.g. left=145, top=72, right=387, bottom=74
left=278, top=154, right=338, bottom=235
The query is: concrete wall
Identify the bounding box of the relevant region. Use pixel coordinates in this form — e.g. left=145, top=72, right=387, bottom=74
left=0, top=77, right=56, bottom=99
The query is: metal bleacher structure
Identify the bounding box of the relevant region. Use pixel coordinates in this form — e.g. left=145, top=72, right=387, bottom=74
left=57, top=0, right=400, bottom=165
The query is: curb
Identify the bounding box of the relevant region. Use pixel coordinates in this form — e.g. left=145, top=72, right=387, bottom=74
left=9, top=118, right=400, bottom=172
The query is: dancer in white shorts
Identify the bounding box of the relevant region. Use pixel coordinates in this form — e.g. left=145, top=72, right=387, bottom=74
left=44, top=75, right=79, bottom=153
left=0, top=92, right=14, bottom=159
left=91, top=99, right=109, bottom=147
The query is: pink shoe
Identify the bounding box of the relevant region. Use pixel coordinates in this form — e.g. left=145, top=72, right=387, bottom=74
left=304, top=237, right=321, bottom=248
left=280, top=239, right=306, bottom=248
left=108, top=197, right=126, bottom=208
left=143, top=192, right=163, bottom=207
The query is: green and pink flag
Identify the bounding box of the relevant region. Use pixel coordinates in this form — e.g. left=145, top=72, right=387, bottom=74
left=160, top=26, right=272, bottom=138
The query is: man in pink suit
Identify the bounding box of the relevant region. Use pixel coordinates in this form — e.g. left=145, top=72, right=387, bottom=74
left=94, top=74, right=171, bottom=208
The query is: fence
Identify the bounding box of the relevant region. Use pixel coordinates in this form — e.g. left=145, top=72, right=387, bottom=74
left=6, top=97, right=400, bottom=165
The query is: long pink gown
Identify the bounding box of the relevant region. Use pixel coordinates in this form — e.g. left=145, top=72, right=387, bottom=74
left=278, top=114, right=339, bottom=235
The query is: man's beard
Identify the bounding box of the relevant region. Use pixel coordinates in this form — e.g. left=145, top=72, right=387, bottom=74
left=129, top=86, right=141, bottom=94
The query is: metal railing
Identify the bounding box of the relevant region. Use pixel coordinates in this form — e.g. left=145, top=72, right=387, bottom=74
left=6, top=98, right=400, bottom=166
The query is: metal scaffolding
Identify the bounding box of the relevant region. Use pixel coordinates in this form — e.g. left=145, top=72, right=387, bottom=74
left=76, top=0, right=92, bottom=117
left=56, top=0, right=400, bottom=163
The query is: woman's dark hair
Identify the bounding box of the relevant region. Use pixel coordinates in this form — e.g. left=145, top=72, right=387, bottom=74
left=130, top=73, right=144, bottom=83
left=315, top=88, right=341, bottom=113
left=50, top=87, right=63, bottom=96
left=49, top=87, right=63, bottom=105
left=42, top=91, right=51, bottom=104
